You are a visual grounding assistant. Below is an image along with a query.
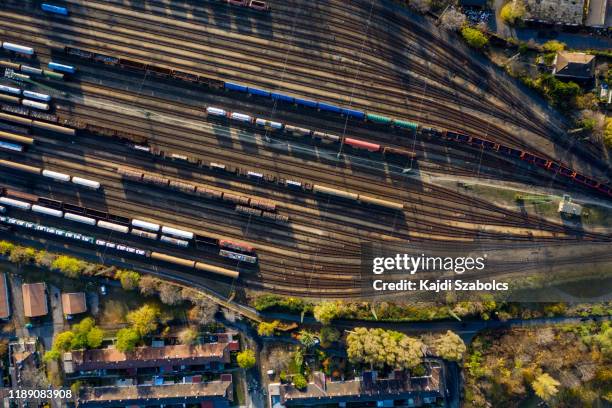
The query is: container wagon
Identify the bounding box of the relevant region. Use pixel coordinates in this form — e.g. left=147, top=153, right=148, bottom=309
left=48, top=62, right=75, bottom=74
left=41, top=4, right=69, bottom=15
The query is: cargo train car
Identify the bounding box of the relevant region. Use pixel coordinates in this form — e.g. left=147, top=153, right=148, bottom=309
left=219, top=249, right=257, bottom=264
left=41, top=3, right=69, bottom=15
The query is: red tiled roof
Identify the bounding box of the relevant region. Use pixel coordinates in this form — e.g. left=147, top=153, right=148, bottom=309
left=62, top=292, right=87, bottom=315
left=22, top=283, right=47, bottom=317
left=0, top=273, right=9, bottom=319
left=71, top=343, right=230, bottom=371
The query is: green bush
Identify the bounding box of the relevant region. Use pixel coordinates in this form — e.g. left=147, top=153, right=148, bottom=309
left=604, top=119, right=612, bottom=148
left=461, top=27, right=488, bottom=49
left=257, top=321, right=280, bottom=337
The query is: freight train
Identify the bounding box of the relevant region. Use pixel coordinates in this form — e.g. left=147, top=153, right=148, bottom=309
left=115, top=166, right=295, bottom=220
left=0, top=159, right=101, bottom=189
left=0, top=83, right=52, bottom=111
left=226, top=0, right=271, bottom=11
left=0, top=187, right=255, bottom=271
left=0, top=60, right=64, bottom=80
left=8, top=43, right=609, bottom=198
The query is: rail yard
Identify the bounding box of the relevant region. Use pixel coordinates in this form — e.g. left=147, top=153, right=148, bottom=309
left=0, top=0, right=611, bottom=300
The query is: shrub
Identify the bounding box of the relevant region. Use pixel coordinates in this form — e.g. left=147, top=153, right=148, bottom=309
left=292, top=373, right=308, bottom=390
left=51, top=255, right=85, bottom=278
left=461, top=27, right=488, bottom=49
left=237, top=349, right=256, bottom=369
left=43, top=349, right=61, bottom=362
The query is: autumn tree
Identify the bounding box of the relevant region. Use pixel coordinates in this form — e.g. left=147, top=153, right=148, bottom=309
left=237, top=349, right=256, bottom=369
left=319, top=327, right=341, bottom=348
left=178, top=327, right=198, bottom=345
left=461, top=27, right=488, bottom=49
left=440, top=9, right=466, bottom=31
left=257, top=321, right=280, bottom=337
left=347, top=328, right=423, bottom=369
left=138, top=275, right=160, bottom=296
left=86, top=327, right=104, bottom=348
left=429, top=330, right=467, bottom=361
left=500, top=0, right=526, bottom=25
left=116, top=328, right=140, bottom=352
left=127, top=304, right=160, bottom=336
left=115, top=270, right=140, bottom=290
left=292, top=373, right=308, bottom=389
left=51, top=255, right=85, bottom=278
left=158, top=283, right=182, bottom=305
left=531, top=373, right=560, bottom=401
left=313, top=301, right=343, bottom=325
left=298, top=330, right=317, bottom=349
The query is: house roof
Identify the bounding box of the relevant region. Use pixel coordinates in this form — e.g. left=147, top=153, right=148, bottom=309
left=280, top=368, right=442, bottom=405
left=525, top=0, right=585, bottom=25
left=77, top=381, right=233, bottom=408
left=68, top=343, right=231, bottom=372
left=22, top=283, right=47, bottom=317
left=62, top=292, right=87, bottom=315
left=554, top=52, right=596, bottom=79
left=585, top=0, right=608, bottom=27
left=0, top=273, right=10, bottom=319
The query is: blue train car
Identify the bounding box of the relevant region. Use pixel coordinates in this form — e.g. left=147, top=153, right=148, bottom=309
left=270, top=92, right=294, bottom=103
left=0, top=141, right=24, bottom=152
left=247, top=87, right=270, bottom=97
left=41, top=4, right=69, bottom=15
left=48, top=62, right=75, bottom=74
left=341, top=108, right=366, bottom=120
left=224, top=82, right=248, bottom=92
left=294, top=98, right=317, bottom=108
left=317, top=102, right=342, bottom=114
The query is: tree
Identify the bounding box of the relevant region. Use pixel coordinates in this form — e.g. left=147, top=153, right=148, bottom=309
left=158, top=283, right=182, bottom=305
left=500, top=0, right=526, bottom=25
left=461, top=27, right=488, bottom=49
left=115, top=270, right=140, bottom=290
left=298, top=330, right=317, bottom=349
left=237, top=349, right=256, bottom=369
left=430, top=330, right=467, bottom=361
left=9, top=246, right=37, bottom=264
left=116, top=328, right=140, bottom=352
left=313, top=301, right=342, bottom=325
left=292, top=373, right=308, bottom=390
left=319, top=327, right=341, bottom=348
left=605, top=118, right=612, bottom=148
left=440, top=8, right=466, bottom=31
left=187, top=304, right=217, bottom=326
left=43, top=349, right=61, bottom=362
left=53, top=331, right=75, bottom=352
left=0, top=241, right=14, bottom=255
left=408, top=0, right=431, bottom=13
left=531, top=373, right=560, bottom=401
left=86, top=327, right=104, bottom=348
left=51, top=255, right=85, bottom=278
left=346, top=328, right=424, bottom=369
left=178, top=327, right=198, bottom=345
left=127, top=304, right=160, bottom=336
left=593, top=322, right=612, bottom=358
left=138, top=275, right=160, bottom=296
left=542, top=40, right=566, bottom=53
left=257, top=321, right=280, bottom=337
left=294, top=348, right=304, bottom=369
